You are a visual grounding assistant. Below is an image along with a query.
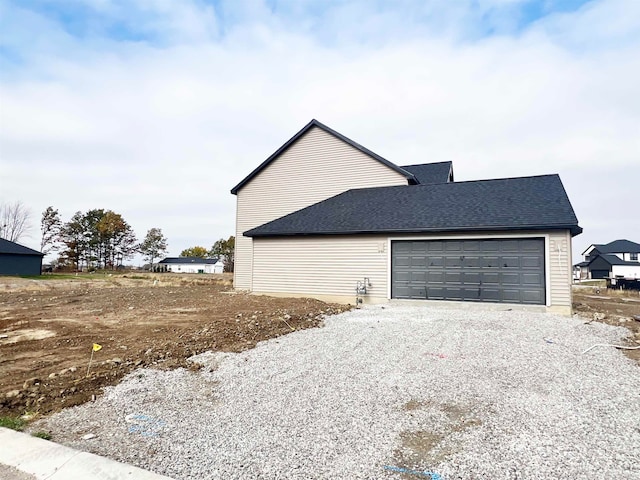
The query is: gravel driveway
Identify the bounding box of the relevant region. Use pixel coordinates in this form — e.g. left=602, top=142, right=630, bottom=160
left=33, top=304, right=640, bottom=479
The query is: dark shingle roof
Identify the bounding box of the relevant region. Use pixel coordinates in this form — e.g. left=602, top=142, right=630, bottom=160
left=591, top=254, right=639, bottom=266
left=159, top=257, right=220, bottom=264
left=401, top=161, right=453, bottom=185
left=595, top=239, right=640, bottom=254
left=0, top=238, right=44, bottom=256
left=230, top=119, right=417, bottom=194
left=245, top=174, right=582, bottom=238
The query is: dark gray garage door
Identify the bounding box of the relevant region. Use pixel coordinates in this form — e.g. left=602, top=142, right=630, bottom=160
left=392, top=238, right=546, bottom=305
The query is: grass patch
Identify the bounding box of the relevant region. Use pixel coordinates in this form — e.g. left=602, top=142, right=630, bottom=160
left=31, top=431, right=52, bottom=440
left=0, top=416, right=27, bottom=431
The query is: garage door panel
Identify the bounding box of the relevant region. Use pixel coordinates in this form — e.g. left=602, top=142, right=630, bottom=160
left=461, top=287, right=481, bottom=300
left=395, top=256, right=410, bottom=267
left=427, top=257, right=444, bottom=267
left=462, top=256, right=481, bottom=268
left=445, top=241, right=463, bottom=252
left=444, top=287, right=464, bottom=299
left=392, top=238, right=545, bottom=305
left=410, top=271, right=427, bottom=283
left=462, top=272, right=481, bottom=284
left=482, top=272, right=500, bottom=285
left=501, top=256, right=520, bottom=268
left=522, top=256, right=542, bottom=268
left=502, top=289, right=522, bottom=302
left=411, top=256, right=427, bottom=267
left=522, top=273, right=542, bottom=285
left=522, top=290, right=544, bottom=304
left=427, top=287, right=445, bottom=299
left=480, top=289, right=501, bottom=301
left=393, top=271, right=410, bottom=282
left=428, top=272, right=444, bottom=284
left=521, top=239, right=544, bottom=252
left=445, top=257, right=463, bottom=268
left=410, top=242, right=428, bottom=254
left=482, top=256, right=500, bottom=268
left=445, top=272, right=462, bottom=283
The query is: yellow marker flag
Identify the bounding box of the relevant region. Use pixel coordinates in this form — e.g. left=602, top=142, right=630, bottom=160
left=93, top=343, right=102, bottom=352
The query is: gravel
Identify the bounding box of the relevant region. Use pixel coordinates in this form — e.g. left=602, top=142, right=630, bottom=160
left=32, top=304, right=640, bottom=479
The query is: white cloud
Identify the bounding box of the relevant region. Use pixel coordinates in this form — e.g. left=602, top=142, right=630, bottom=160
left=1, top=0, right=638, bottom=262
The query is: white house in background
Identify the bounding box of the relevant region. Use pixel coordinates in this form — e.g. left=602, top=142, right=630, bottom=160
left=158, top=257, right=224, bottom=274
left=575, top=239, right=640, bottom=279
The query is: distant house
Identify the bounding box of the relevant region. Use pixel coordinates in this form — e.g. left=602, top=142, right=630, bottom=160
left=158, top=257, right=224, bottom=274
left=575, top=239, right=640, bottom=280
left=0, top=238, right=44, bottom=276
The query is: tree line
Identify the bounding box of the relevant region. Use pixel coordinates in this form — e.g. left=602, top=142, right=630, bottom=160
left=41, top=207, right=165, bottom=271
left=1, top=201, right=234, bottom=272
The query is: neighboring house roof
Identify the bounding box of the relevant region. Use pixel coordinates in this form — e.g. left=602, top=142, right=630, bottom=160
left=582, top=239, right=640, bottom=256
left=158, top=257, right=220, bottom=264
left=595, top=239, right=640, bottom=254
left=574, top=261, right=590, bottom=267
left=0, top=238, right=44, bottom=256
left=401, top=161, right=453, bottom=185
left=230, top=119, right=418, bottom=194
left=589, top=254, right=640, bottom=266
left=245, top=174, right=582, bottom=238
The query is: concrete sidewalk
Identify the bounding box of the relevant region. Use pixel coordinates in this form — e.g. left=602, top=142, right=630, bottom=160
left=0, top=427, right=175, bottom=480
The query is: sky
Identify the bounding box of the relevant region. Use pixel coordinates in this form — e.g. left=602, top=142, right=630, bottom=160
left=1, top=0, right=638, bottom=265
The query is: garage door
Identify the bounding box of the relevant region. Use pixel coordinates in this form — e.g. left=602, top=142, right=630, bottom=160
left=590, top=270, right=609, bottom=279
left=392, top=238, right=545, bottom=305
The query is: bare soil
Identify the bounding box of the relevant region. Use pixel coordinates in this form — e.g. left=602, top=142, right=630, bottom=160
left=0, top=273, right=350, bottom=418
left=572, top=285, right=640, bottom=363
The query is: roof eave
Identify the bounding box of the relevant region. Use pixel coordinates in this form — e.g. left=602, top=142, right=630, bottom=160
left=246, top=224, right=582, bottom=238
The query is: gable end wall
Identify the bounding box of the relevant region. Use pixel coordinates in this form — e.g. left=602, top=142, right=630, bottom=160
left=234, top=126, right=408, bottom=289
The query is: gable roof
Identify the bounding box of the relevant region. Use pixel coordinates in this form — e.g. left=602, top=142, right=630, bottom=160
left=0, top=238, right=44, bottom=256
left=230, top=119, right=417, bottom=194
left=158, top=257, right=221, bottom=264
left=593, top=239, right=640, bottom=254
left=401, top=161, right=453, bottom=185
left=245, top=174, right=582, bottom=238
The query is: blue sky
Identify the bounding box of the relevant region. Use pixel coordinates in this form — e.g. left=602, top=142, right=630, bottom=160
left=1, top=0, right=638, bottom=262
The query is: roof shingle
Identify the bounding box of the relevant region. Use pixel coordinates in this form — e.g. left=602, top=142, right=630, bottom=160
left=401, top=161, right=453, bottom=185
left=0, top=238, right=44, bottom=256
left=245, top=174, right=582, bottom=238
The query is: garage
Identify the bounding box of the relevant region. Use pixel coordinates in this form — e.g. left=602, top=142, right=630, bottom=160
left=391, top=238, right=546, bottom=305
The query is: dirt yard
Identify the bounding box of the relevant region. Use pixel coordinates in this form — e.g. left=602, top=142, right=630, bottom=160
left=2, top=275, right=638, bottom=421
left=573, top=285, right=640, bottom=362
left=0, top=273, right=350, bottom=418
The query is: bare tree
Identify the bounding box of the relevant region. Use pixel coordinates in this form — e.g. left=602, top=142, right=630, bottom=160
left=0, top=201, right=32, bottom=243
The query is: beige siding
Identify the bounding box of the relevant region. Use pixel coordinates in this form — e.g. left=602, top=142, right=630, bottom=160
left=547, top=230, right=572, bottom=311
left=234, top=126, right=408, bottom=290
left=253, top=235, right=389, bottom=300
left=251, top=230, right=575, bottom=314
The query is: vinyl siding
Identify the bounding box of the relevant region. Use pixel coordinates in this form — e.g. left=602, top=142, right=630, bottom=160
left=251, top=230, right=574, bottom=312
left=234, top=126, right=408, bottom=290
left=548, top=230, right=572, bottom=309
left=253, top=235, right=389, bottom=300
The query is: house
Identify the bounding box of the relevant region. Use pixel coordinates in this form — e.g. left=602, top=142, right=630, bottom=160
left=231, top=119, right=582, bottom=315
left=0, top=238, right=44, bottom=276
left=157, top=257, right=224, bottom=274
left=576, top=240, right=640, bottom=280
